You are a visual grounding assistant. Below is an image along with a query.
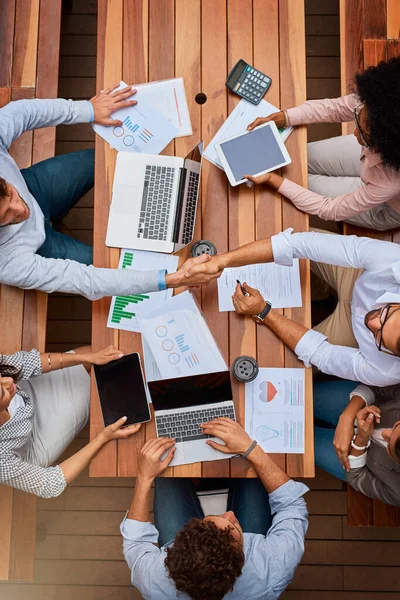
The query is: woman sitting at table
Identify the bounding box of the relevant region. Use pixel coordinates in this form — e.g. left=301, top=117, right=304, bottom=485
left=314, top=379, right=400, bottom=506
left=0, top=346, right=140, bottom=498
left=245, top=56, right=400, bottom=231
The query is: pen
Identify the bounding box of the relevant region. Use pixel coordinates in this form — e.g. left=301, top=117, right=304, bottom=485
left=237, top=279, right=250, bottom=297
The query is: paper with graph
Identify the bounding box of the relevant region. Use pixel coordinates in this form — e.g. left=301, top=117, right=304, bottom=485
left=107, top=249, right=178, bottom=333
left=217, top=261, right=302, bottom=311
left=245, top=368, right=305, bottom=453
left=138, top=291, right=228, bottom=381
left=93, top=82, right=178, bottom=154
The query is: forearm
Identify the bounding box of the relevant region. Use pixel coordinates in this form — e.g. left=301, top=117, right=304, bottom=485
left=128, top=476, right=153, bottom=522
left=59, top=433, right=106, bottom=485
left=217, top=239, right=274, bottom=269
left=40, top=351, right=89, bottom=373
left=340, top=395, right=366, bottom=422
left=262, top=310, right=310, bottom=351
left=247, top=445, right=290, bottom=493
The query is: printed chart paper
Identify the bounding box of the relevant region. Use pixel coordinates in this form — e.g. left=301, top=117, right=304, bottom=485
left=93, top=82, right=178, bottom=154
left=245, top=368, right=305, bottom=453
left=138, top=292, right=228, bottom=381
left=107, top=249, right=178, bottom=333
left=204, top=98, right=293, bottom=169
left=217, top=261, right=302, bottom=311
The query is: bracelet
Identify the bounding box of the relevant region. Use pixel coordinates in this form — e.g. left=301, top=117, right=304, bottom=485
left=242, top=440, right=258, bottom=459
left=351, top=434, right=371, bottom=451
left=282, top=108, right=289, bottom=128
left=47, top=352, right=52, bottom=372
left=60, top=353, right=63, bottom=369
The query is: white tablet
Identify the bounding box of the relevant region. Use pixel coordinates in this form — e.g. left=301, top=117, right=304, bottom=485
left=215, top=121, right=291, bottom=187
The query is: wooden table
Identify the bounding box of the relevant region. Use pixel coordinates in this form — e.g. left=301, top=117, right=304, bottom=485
left=90, top=0, right=314, bottom=479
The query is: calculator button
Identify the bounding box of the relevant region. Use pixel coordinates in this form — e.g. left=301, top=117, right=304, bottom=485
left=246, top=66, right=251, bottom=72
left=260, top=81, right=267, bottom=88
left=250, top=68, right=254, bottom=74
left=263, top=76, right=269, bottom=82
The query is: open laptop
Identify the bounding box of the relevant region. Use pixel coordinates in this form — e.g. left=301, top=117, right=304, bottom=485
left=148, top=371, right=236, bottom=466
left=106, top=142, right=203, bottom=253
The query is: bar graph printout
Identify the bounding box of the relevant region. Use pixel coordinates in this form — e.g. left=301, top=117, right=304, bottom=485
left=245, top=368, right=305, bottom=453
left=107, top=249, right=178, bottom=333
left=138, top=292, right=228, bottom=381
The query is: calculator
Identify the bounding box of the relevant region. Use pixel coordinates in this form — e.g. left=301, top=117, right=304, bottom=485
left=225, top=59, right=272, bottom=105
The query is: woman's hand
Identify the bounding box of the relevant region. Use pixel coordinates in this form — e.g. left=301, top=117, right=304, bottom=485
left=201, top=418, right=253, bottom=455
left=333, top=413, right=355, bottom=471
left=90, top=83, right=137, bottom=126
left=137, top=438, right=176, bottom=482
left=247, top=111, right=285, bottom=131
left=86, top=345, right=124, bottom=365
left=101, top=416, right=142, bottom=443
left=232, top=282, right=266, bottom=316
left=355, top=405, right=381, bottom=443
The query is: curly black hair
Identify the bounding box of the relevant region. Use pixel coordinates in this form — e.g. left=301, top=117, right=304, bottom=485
left=0, top=356, right=22, bottom=382
left=0, top=177, right=9, bottom=199
left=355, top=56, right=400, bottom=170
left=165, top=518, right=245, bottom=600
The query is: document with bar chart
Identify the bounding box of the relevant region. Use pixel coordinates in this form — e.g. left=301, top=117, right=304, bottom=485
left=138, top=291, right=228, bottom=381
left=93, top=83, right=178, bottom=155
left=107, top=249, right=178, bottom=333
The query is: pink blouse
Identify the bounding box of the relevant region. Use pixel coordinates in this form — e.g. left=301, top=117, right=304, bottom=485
left=279, top=94, right=400, bottom=221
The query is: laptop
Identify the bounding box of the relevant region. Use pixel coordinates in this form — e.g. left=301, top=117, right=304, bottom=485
left=106, top=142, right=203, bottom=253
left=148, top=371, right=236, bottom=466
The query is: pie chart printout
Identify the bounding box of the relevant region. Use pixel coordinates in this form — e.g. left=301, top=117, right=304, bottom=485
left=259, top=381, right=278, bottom=403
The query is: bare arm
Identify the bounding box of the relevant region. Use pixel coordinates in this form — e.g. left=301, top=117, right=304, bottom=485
left=247, top=445, right=290, bottom=493
left=261, top=310, right=309, bottom=352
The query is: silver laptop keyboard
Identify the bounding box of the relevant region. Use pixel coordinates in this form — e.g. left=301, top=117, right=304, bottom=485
left=156, top=404, right=235, bottom=443
left=181, top=171, right=200, bottom=244
left=137, top=165, right=174, bottom=241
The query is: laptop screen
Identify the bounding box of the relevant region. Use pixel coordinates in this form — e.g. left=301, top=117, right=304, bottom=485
left=183, top=141, right=203, bottom=168
left=149, top=370, right=232, bottom=412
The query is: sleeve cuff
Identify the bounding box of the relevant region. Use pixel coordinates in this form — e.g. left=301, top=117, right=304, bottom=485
left=350, top=384, right=375, bottom=406
left=271, top=228, right=295, bottom=266
left=294, top=329, right=328, bottom=368
left=120, top=512, right=160, bottom=543
left=87, top=100, right=95, bottom=123
left=158, top=269, right=168, bottom=291
left=286, top=106, right=304, bottom=127
left=348, top=452, right=368, bottom=469
left=268, top=479, right=309, bottom=514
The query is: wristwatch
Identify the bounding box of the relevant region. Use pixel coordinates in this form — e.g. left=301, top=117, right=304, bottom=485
left=252, top=301, right=272, bottom=324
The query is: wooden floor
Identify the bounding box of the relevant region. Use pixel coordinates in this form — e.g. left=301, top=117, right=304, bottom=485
left=1, top=0, right=400, bottom=598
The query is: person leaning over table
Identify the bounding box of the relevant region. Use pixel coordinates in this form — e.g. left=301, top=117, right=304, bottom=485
left=121, top=419, right=309, bottom=600
left=245, top=57, right=400, bottom=232
left=185, top=228, right=400, bottom=387
left=312, top=378, right=400, bottom=506
left=0, top=84, right=220, bottom=299
left=0, top=345, right=141, bottom=498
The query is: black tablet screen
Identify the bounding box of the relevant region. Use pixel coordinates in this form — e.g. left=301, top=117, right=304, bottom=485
left=94, top=353, right=150, bottom=427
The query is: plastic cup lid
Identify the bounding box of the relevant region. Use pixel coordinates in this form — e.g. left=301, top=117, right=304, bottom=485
left=231, top=355, right=259, bottom=382
left=191, top=240, right=217, bottom=257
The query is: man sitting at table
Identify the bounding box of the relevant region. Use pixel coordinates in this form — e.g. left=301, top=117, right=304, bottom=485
left=121, top=419, right=308, bottom=600
left=0, top=85, right=219, bottom=299
left=186, top=228, right=400, bottom=387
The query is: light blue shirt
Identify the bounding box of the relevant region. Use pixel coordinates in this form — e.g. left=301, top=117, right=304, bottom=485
left=120, top=479, right=309, bottom=599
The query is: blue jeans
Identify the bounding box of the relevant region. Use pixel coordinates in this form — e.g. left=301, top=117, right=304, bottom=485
left=154, top=477, right=273, bottom=547
left=314, top=379, right=357, bottom=482
left=21, top=149, right=94, bottom=265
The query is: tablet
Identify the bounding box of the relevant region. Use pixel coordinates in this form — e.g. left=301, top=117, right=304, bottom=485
left=215, top=121, right=291, bottom=187
left=94, top=352, right=151, bottom=427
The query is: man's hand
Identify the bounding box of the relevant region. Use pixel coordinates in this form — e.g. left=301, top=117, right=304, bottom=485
left=355, top=405, right=381, bottom=444
left=232, top=282, right=266, bottom=316
left=201, top=418, right=253, bottom=455
left=247, top=112, right=285, bottom=131
left=333, top=413, right=355, bottom=471
left=138, top=438, right=176, bottom=482
left=90, top=83, right=137, bottom=126
left=165, top=253, right=223, bottom=288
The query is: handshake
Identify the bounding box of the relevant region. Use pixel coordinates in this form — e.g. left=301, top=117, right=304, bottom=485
left=165, top=253, right=226, bottom=289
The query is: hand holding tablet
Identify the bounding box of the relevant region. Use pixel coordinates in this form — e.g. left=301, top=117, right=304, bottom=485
left=215, top=121, right=291, bottom=187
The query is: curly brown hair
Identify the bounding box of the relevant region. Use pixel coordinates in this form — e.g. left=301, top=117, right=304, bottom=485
left=0, top=178, right=9, bottom=199
left=165, top=518, right=244, bottom=600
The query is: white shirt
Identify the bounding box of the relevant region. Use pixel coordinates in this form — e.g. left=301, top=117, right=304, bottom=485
left=7, top=393, right=25, bottom=418
left=271, top=229, right=400, bottom=386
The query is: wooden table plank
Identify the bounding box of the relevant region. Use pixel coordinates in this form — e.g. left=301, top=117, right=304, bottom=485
left=0, top=0, right=16, bottom=88
left=12, top=0, right=40, bottom=88
left=340, top=0, right=363, bottom=135
left=387, top=0, right=400, bottom=39
left=90, top=0, right=123, bottom=477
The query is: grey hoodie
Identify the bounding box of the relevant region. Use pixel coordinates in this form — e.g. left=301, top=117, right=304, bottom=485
left=0, top=98, right=160, bottom=300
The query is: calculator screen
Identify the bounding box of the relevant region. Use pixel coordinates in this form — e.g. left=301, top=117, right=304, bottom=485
left=219, top=125, right=286, bottom=181
left=227, top=59, right=247, bottom=86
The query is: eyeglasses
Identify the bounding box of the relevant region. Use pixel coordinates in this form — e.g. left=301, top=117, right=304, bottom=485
left=354, top=103, right=371, bottom=149
left=374, top=303, right=400, bottom=354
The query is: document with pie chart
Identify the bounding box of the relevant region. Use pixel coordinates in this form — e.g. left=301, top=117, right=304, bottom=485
left=138, top=291, right=228, bottom=381
left=93, top=83, right=178, bottom=155
left=245, top=368, right=305, bottom=453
